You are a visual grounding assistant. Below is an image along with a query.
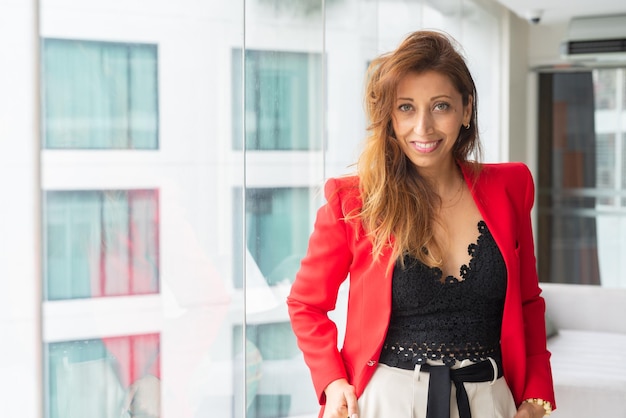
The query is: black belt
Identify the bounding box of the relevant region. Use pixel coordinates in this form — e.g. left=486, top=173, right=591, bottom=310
left=388, top=358, right=503, bottom=418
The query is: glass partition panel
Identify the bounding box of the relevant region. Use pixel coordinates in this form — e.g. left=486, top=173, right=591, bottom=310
left=38, top=1, right=505, bottom=417
left=241, top=1, right=325, bottom=416
left=241, top=1, right=505, bottom=417
left=40, top=1, right=243, bottom=417
left=233, top=49, right=322, bottom=151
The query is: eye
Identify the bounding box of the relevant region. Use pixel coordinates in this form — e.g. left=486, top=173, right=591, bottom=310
left=434, top=102, right=450, bottom=111
left=398, top=103, right=413, bottom=112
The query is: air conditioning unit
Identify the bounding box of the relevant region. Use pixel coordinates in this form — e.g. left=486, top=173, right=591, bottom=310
left=561, top=14, right=626, bottom=61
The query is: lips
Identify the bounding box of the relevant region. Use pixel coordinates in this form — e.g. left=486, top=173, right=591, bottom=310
left=411, top=139, right=441, bottom=153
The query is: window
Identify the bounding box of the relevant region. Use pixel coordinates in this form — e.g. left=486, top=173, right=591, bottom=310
left=45, top=333, right=160, bottom=418
left=44, top=189, right=159, bottom=300
left=233, top=187, right=313, bottom=289
left=42, top=39, right=159, bottom=149
left=232, top=49, right=322, bottom=151
left=596, top=133, right=616, bottom=205
left=537, top=69, right=626, bottom=287
left=26, top=2, right=506, bottom=418
left=233, top=323, right=301, bottom=418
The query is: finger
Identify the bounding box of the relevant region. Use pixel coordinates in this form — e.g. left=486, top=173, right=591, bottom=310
left=346, top=402, right=359, bottom=416
left=344, top=388, right=359, bottom=418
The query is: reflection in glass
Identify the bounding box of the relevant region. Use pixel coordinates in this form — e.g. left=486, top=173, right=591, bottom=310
left=246, top=188, right=311, bottom=285
left=233, top=187, right=312, bottom=289
left=232, top=49, right=322, bottom=151
left=45, top=333, right=160, bottom=418
left=36, top=1, right=510, bottom=417
left=44, top=190, right=159, bottom=300
left=232, top=322, right=303, bottom=418
left=42, top=39, right=158, bottom=149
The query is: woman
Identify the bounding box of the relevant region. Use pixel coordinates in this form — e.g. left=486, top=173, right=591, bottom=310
left=287, top=30, right=555, bottom=418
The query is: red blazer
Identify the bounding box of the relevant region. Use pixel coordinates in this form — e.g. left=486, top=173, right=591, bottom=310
left=287, top=162, right=556, bottom=414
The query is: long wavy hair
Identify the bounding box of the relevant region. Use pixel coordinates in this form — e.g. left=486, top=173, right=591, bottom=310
left=353, top=30, right=482, bottom=268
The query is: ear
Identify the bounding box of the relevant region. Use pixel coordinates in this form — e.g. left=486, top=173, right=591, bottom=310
left=463, top=95, right=473, bottom=126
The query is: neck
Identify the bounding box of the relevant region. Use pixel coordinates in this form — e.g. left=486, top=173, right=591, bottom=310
left=418, top=159, right=464, bottom=198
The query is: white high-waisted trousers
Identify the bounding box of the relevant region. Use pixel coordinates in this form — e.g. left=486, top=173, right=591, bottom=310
left=357, top=361, right=517, bottom=418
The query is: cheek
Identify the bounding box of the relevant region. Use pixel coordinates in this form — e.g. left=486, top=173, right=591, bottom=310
left=396, top=137, right=413, bottom=157
left=392, top=118, right=411, bottom=135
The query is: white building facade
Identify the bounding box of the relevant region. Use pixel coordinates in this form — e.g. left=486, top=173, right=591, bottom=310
left=4, top=0, right=587, bottom=417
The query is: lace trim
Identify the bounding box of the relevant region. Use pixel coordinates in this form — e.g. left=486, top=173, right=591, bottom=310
left=380, top=341, right=500, bottom=367
left=431, top=219, right=488, bottom=283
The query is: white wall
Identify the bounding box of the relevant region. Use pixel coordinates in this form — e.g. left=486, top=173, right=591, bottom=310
left=502, top=17, right=571, bottom=169
left=503, top=12, right=530, bottom=164
left=528, top=22, right=570, bottom=68
left=0, top=1, right=41, bottom=416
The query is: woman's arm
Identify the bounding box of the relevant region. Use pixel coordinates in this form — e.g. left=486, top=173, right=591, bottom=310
left=287, top=178, right=356, bottom=403
left=516, top=165, right=556, bottom=410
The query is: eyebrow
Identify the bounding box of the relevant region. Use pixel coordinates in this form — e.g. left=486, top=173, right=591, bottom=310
left=396, top=94, right=453, bottom=101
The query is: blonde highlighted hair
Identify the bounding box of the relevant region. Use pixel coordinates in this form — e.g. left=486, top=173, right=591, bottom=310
left=353, top=30, right=482, bottom=268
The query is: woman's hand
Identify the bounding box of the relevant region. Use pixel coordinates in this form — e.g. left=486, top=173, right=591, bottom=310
left=322, top=378, right=359, bottom=418
left=513, top=401, right=546, bottom=418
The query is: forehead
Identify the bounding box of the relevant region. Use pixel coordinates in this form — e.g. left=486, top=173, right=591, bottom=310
left=395, top=71, right=460, bottom=96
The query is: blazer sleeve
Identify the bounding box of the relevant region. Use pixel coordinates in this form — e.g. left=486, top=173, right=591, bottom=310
left=516, top=164, right=556, bottom=408
left=286, top=177, right=355, bottom=404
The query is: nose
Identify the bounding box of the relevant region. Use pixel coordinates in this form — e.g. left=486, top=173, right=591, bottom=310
left=412, top=111, right=434, bottom=136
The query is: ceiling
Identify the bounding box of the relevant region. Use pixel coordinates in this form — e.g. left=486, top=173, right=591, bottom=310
left=495, top=0, right=626, bottom=25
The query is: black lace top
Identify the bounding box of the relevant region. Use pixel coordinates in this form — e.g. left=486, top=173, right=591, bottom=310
left=379, top=221, right=507, bottom=368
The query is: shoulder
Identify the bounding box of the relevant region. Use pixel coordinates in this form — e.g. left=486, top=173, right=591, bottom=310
left=480, top=162, right=532, bottom=179
left=323, top=175, right=362, bottom=215
left=324, top=175, right=360, bottom=199
left=472, top=162, right=533, bottom=188
left=475, top=162, right=535, bottom=210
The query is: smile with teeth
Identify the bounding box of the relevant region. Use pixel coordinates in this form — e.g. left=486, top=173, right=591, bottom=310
left=411, top=139, right=441, bottom=152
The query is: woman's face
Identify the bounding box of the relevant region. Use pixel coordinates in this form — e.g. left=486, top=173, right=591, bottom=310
left=391, top=70, right=472, bottom=175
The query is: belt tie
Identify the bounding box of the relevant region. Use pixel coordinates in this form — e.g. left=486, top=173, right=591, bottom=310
left=422, top=359, right=502, bottom=418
